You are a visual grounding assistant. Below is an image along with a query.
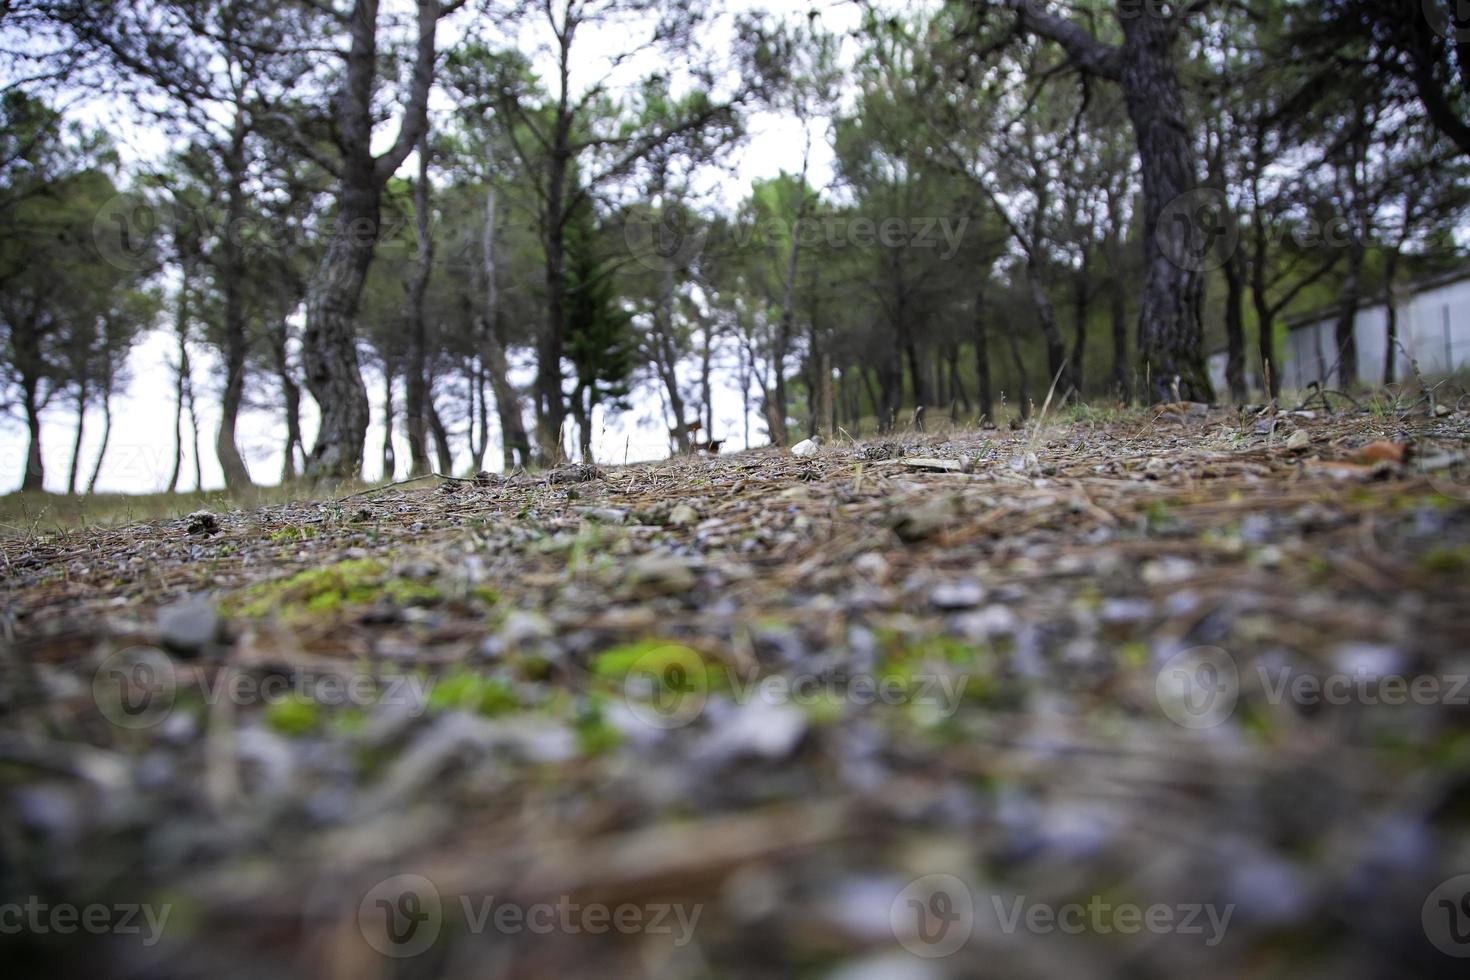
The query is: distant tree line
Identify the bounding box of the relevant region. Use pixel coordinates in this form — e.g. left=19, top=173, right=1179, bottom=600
left=1, top=0, right=1467, bottom=491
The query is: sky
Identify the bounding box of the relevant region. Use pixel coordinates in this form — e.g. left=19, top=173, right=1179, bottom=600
left=0, top=0, right=881, bottom=494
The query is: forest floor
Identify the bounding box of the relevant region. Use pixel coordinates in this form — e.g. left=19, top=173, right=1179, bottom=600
left=4, top=400, right=1470, bottom=979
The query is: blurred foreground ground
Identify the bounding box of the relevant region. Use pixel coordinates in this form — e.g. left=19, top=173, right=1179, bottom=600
left=4, top=403, right=1470, bottom=978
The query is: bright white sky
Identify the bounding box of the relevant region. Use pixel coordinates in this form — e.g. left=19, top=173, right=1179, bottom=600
left=0, top=0, right=892, bottom=494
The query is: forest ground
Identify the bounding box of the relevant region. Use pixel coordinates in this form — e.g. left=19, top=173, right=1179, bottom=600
left=4, top=399, right=1470, bottom=979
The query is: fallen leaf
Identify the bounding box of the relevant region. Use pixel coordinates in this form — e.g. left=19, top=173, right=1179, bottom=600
left=1354, top=441, right=1409, bottom=465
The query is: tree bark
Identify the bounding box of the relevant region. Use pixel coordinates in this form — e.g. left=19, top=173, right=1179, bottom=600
left=1071, top=253, right=1090, bottom=397
left=973, top=287, right=994, bottom=424
left=303, top=0, right=440, bottom=481
left=1223, top=248, right=1247, bottom=403
left=819, top=350, right=835, bottom=438
left=1105, top=186, right=1131, bottom=402
left=1004, top=316, right=1032, bottom=422
left=169, top=275, right=190, bottom=492
left=186, top=359, right=203, bottom=492
left=380, top=366, right=396, bottom=481
left=771, top=136, right=813, bottom=446
left=533, top=12, right=578, bottom=463
left=1333, top=241, right=1364, bottom=387
left=86, top=386, right=113, bottom=494
left=654, top=265, right=691, bottom=454
left=478, top=188, right=532, bottom=471
left=1025, top=254, right=1069, bottom=396
left=66, top=381, right=86, bottom=496
left=1006, top=0, right=1212, bottom=401
left=1116, top=15, right=1211, bottom=402
left=21, top=376, right=44, bottom=493
left=427, top=396, right=453, bottom=474
left=405, top=142, right=434, bottom=477
left=216, top=112, right=253, bottom=490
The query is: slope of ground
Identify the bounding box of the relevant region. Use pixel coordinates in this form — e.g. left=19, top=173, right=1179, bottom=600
left=4, top=404, right=1470, bottom=978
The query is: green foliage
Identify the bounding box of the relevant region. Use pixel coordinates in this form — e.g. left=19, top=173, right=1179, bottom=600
left=236, top=560, right=442, bottom=619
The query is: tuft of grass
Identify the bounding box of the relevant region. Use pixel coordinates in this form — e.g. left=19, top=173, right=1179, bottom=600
left=426, top=667, right=521, bottom=717
left=234, top=559, right=442, bottom=619
left=0, top=483, right=344, bottom=537
left=265, top=695, right=323, bottom=736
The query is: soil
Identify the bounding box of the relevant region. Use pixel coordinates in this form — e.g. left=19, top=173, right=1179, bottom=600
left=4, top=403, right=1470, bottom=979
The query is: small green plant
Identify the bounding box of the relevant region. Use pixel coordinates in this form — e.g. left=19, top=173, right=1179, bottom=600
left=265, top=695, right=322, bottom=736
left=426, top=667, right=521, bottom=717
left=234, top=559, right=443, bottom=619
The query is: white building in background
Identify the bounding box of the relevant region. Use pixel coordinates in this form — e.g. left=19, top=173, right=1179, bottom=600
left=1281, top=265, right=1470, bottom=390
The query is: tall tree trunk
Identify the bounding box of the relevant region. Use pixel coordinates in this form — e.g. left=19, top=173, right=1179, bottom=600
left=571, top=382, right=595, bottom=463
left=1004, top=317, right=1032, bottom=422
left=169, top=275, right=190, bottom=493
left=186, top=363, right=203, bottom=491
left=66, top=381, right=86, bottom=496
left=380, top=366, right=396, bottom=481
left=427, top=397, right=453, bottom=474
left=1105, top=189, right=1131, bottom=402
left=819, top=350, right=835, bottom=438
left=1025, top=255, right=1070, bottom=397
left=1333, top=241, right=1364, bottom=388
left=405, top=141, right=434, bottom=477
left=861, top=368, right=882, bottom=433
left=949, top=345, right=971, bottom=413
left=1117, top=18, right=1211, bottom=401
left=973, top=289, right=994, bottom=425
left=656, top=265, right=691, bottom=454
left=474, top=364, right=491, bottom=471
left=1071, top=254, right=1090, bottom=397
left=273, top=323, right=303, bottom=482
left=478, top=188, right=532, bottom=471
left=1383, top=245, right=1403, bottom=386
left=1010, top=1, right=1211, bottom=401
left=86, top=387, right=113, bottom=494
left=303, top=182, right=376, bottom=481
left=1223, top=248, right=1247, bottom=403
left=21, top=377, right=44, bottom=493
left=737, top=339, right=752, bottom=449
left=216, top=113, right=253, bottom=490
left=534, top=18, right=578, bottom=463
left=771, top=134, right=812, bottom=447
left=303, top=0, right=440, bottom=481
left=906, top=340, right=928, bottom=407
left=1249, top=224, right=1280, bottom=400
left=700, top=318, right=715, bottom=436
